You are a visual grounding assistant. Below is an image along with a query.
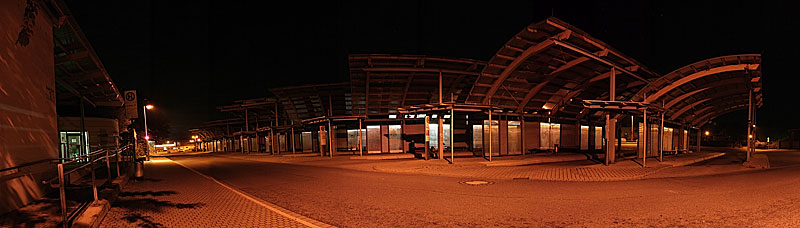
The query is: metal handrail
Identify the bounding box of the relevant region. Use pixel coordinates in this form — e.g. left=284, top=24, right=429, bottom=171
left=41, top=145, right=132, bottom=185
left=0, top=158, right=67, bottom=174
left=43, top=144, right=134, bottom=228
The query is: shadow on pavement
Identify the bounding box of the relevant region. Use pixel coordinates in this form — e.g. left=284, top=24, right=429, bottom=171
left=135, top=178, right=163, bottom=182
left=0, top=198, right=72, bottom=228
left=113, top=198, right=204, bottom=212
left=111, top=195, right=204, bottom=227
left=122, top=213, right=163, bottom=228
left=0, top=210, right=48, bottom=228
left=119, top=191, right=178, bottom=197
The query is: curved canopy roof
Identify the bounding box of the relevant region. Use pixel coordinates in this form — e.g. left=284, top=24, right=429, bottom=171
left=52, top=1, right=122, bottom=107
left=269, top=82, right=351, bottom=122
left=628, top=54, right=762, bottom=126
left=349, top=54, right=486, bottom=115
left=466, top=17, right=660, bottom=118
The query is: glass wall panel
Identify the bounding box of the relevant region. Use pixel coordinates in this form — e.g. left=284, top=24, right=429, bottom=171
left=279, top=134, right=287, bottom=152
left=540, top=123, right=560, bottom=149
left=428, top=124, right=451, bottom=149
left=483, top=120, right=499, bottom=154
left=367, top=126, right=381, bottom=153
left=594, top=127, right=603, bottom=150
left=663, top=127, right=674, bottom=151
left=429, top=124, right=437, bottom=149
left=345, top=129, right=367, bottom=152
left=265, top=136, right=271, bottom=152
left=302, top=132, right=312, bottom=152
left=472, top=125, right=483, bottom=150
left=389, top=125, right=402, bottom=152
left=508, top=121, right=521, bottom=154
left=347, top=130, right=358, bottom=151
left=580, top=126, right=589, bottom=150
left=360, top=129, right=366, bottom=151
left=59, top=131, right=89, bottom=159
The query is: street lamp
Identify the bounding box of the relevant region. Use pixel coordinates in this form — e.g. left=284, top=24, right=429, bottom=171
left=144, top=104, right=154, bottom=160
left=704, top=131, right=710, bottom=136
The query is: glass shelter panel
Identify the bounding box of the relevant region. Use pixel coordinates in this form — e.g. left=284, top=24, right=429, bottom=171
left=594, top=127, right=603, bottom=150
left=367, top=126, right=381, bottom=153
left=472, top=125, right=483, bottom=150
left=427, top=124, right=452, bottom=150
left=580, top=126, right=589, bottom=150
left=389, top=125, right=402, bottom=152
left=483, top=120, right=499, bottom=155
left=540, top=123, right=561, bottom=149
left=302, top=132, right=312, bottom=152
left=507, top=121, right=521, bottom=154
left=663, top=127, right=674, bottom=151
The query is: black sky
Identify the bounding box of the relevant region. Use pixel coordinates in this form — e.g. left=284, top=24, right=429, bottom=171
left=65, top=0, right=799, bottom=140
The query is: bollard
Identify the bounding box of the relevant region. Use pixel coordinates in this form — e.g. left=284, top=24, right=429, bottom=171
left=105, top=150, right=111, bottom=183
left=57, top=163, right=67, bottom=228
left=135, top=159, right=144, bottom=180
left=116, top=149, right=121, bottom=178
left=90, top=154, right=98, bottom=202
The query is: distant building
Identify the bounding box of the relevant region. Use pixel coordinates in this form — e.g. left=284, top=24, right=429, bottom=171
left=194, top=18, right=762, bottom=164
left=775, top=129, right=800, bottom=149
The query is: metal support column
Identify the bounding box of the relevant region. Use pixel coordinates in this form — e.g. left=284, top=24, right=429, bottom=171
left=450, top=106, right=454, bottom=163
left=643, top=109, right=647, bottom=167
left=439, top=71, right=443, bottom=105
left=438, top=118, right=444, bottom=160
left=291, top=126, right=296, bottom=154
left=270, top=127, right=275, bottom=155
left=605, top=66, right=616, bottom=165
left=424, top=115, right=430, bottom=160
left=697, top=128, right=701, bottom=153
left=320, top=125, right=326, bottom=157
left=328, top=120, right=333, bottom=158
left=80, top=99, right=86, bottom=158
left=488, top=104, right=493, bottom=161
left=605, top=114, right=616, bottom=166
left=359, top=118, right=363, bottom=156
left=521, top=118, right=526, bottom=155
left=659, top=111, right=664, bottom=162
left=747, top=88, right=753, bottom=161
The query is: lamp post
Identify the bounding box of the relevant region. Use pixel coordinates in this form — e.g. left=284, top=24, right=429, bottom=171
left=144, top=104, right=154, bottom=160
left=191, top=135, right=198, bottom=151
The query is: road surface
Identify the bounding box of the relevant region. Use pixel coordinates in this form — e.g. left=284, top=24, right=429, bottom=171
left=170, top=150, right=800, bottom=227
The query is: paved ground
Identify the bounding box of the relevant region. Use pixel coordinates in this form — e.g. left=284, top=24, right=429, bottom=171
left=167, top=148, right=800, bottom=227
left=215, top=151, right=727, bottom=181
left=100, top=157, right=314, bottom=228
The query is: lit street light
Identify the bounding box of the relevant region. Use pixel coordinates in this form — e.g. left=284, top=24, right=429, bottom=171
left=144, top=104, right=154, bottom=160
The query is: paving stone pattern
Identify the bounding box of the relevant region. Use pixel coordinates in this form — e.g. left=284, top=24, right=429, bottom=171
left=100, top=159, right=307, bottom=228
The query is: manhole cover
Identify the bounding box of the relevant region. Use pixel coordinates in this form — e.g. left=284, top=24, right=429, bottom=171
left=460, top=180, right=492, bottom=185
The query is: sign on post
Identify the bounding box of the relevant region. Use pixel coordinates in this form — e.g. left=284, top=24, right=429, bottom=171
left=124, top=90, right=138, bottom=119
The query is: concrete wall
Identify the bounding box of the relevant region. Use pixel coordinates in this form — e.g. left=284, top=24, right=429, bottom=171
left=0, top=0, right=57, bottom=214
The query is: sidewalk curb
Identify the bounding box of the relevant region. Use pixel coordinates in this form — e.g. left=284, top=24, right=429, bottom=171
left=169, top=158, right=336, bottom=228
left=668, top=152, right=726, bottom=167
left=72, top=200, right=110, bottom=228
left=350, top=154, right=415, bottom=160
left=74, top=168, right=133, bottom=228
left=483, top=156, right=589, bottom=167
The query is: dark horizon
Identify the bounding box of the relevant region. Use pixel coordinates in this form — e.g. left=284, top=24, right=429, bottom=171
left=64, top=0, right=798, bottom=140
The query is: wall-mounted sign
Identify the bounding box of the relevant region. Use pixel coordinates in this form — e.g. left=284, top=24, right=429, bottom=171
left=124, top=90, right=138, bottom=119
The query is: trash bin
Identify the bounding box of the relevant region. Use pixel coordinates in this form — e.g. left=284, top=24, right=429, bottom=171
left=134, top=158, right=144, bottom=180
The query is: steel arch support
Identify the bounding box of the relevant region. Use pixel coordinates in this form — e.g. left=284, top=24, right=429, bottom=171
left=645, top=64, right=758, bottom=103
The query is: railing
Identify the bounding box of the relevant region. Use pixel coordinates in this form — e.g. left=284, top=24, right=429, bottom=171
left=42, top=144, right=134, bottom=228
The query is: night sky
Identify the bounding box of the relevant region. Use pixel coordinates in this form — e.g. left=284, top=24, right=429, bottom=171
left=65, top=0, right=798, bottom=140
